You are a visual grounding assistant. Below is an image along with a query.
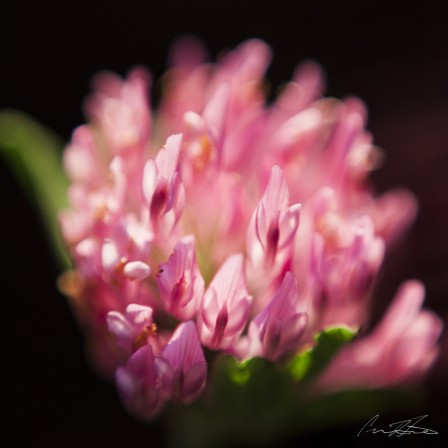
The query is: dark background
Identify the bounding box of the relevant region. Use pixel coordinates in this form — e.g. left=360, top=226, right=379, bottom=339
left=2, top=0, right=447, bottom=446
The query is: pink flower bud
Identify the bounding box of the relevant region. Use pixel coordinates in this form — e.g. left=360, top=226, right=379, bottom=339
left=246, top=166, right=301, bottom=289
left=157, top=236, right=204, bottom=320
left=198, top=255, right=252, bottom=350
left=143, top=134, right=185, bottom=238
left=248, top=272, right=308, bottom=361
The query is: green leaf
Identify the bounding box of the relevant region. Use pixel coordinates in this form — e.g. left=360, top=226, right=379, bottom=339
left=165, top=323, right=423, bottom=448
left=168, top=327, right=358, bottom=447
left=288, top=325, right=357, bottom=382
left=0, top=109, right=70, bottom=268
left=166, top=356, right=298, bottom=448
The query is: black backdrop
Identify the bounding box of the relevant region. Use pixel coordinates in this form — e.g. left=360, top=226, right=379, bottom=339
left=3, top=1, right=448, bottom=446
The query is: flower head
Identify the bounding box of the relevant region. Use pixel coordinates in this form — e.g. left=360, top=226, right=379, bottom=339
left=59, top=38, right=441, bottom=419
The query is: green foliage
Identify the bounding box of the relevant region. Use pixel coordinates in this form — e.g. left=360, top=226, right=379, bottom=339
left=288, top=325, right=357, bottom=382
left=0, top=109, right=70, bottom=268
left=165, top=326, right=380, bottom=448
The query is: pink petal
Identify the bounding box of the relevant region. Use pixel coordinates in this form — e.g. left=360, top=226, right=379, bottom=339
left=107, top=311, right=134, bottom=342
left=207, top=254, right=247, bottom=306
left=125, top=304, right=153, bottom=326
left=101, top=239, right=120, bottom=272
left=142, top=159, right=157, bottom=203
left=155, top=133, right=182, bottom=181
left=162, top=321, right=205, bottom=369
left=374, top=280, right=425, bottom=340
left=279, top=313, right=308, bottom=351
left=115, top=344, right=162, bottom=420
left=158, top=322, right=207, bottom=403
left=203, top=82, right=230, bottom=145
left=182, top=361, right=207, bottom=402
left=225, top=296, right=251, bottom=335
left=278, top=203, right=301, bottom=250
left=158, top=236, right=204, bottom=319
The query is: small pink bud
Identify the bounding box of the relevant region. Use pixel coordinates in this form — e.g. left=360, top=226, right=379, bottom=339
left=123, top=261, right=151, bottom=281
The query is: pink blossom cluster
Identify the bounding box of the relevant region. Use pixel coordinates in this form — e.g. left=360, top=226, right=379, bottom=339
left=59, top=38, right=442, bottom=420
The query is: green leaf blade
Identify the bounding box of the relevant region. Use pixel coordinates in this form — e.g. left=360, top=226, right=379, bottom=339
left=0, top=109, right=70, bottom=268
left=289, top=325, right=358, bottom=382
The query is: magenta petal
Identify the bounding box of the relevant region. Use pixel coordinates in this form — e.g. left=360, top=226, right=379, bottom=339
left=199, top=254, right=252, bottom=349
left=208, top=254, right=246, bottom=302
left=154, top=356, right=174, bottom=397
left=201, top=289, right=221, bottom=331
left=115, top=345, right=162, bottom=420
left=159, top=322, right=207, bottom=403
left=107, top=311, right=134, bottom=346
left=225, top=296, right=251, bottom=336
left=279, top=313, right=308, bottom=352
left=248, top=166, right=300, bottom=272
left=157, top=236, right=204, bottom=320
left=182, top=361, right=207, bottom=403
left=125, top=304, right=153, bottom=327
left=251, top=272, right=307, bottom=360
left=162, top=322, right=205, bottom=369
left=278, top=203, right=301, bottom=250
left=107, top=304, right=153, bottom=354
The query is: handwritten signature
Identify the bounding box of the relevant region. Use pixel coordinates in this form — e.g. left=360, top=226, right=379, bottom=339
left=357, top=414, right=438, bottom=437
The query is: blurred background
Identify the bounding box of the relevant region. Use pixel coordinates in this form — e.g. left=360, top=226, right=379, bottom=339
left=2, top=0, right=447, bottom=446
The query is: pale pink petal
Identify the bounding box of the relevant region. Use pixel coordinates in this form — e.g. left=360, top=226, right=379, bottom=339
left=155, top=133, right=182, bottom=181
left=107, top=311, right=134, bottom=347
left=101, top=239, right=120, bottom=272
left=142, top=159, right=157, bottom=203
left=374, top=280, right=425, bottom=340
left=125, top=304, right=154, bottom=326
left=203, top=82, right=230, bottom=145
